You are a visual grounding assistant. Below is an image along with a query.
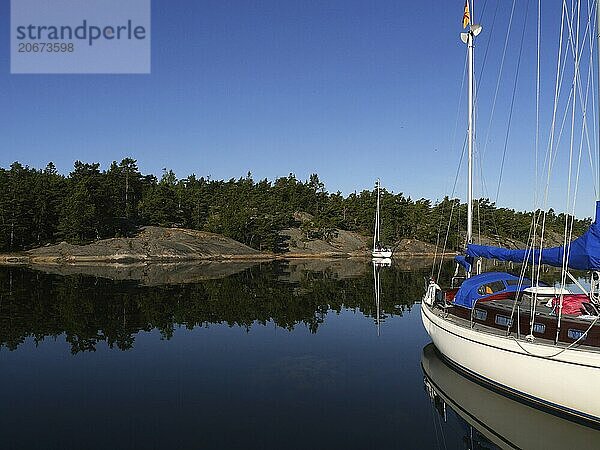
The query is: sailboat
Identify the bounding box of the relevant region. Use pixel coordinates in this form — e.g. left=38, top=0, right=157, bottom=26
left=372, top=179, right=393, bottom=259
left=421, top=1, right=600, bottom=425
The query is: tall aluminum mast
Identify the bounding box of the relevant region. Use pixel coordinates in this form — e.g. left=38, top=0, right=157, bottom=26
left=597, top=0, right=600, bottom=199
left=461, top=1, right=482, bottom=275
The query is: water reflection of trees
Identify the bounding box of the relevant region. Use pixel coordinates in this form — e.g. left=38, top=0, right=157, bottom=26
left=0, top=261, right=433, bottom=353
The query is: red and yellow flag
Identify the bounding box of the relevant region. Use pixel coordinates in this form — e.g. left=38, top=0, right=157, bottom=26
left=462, top=0, right=470, bottom=28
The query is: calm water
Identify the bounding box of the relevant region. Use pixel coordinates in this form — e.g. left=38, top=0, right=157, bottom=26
left=0, top=260, right=598, bottom=449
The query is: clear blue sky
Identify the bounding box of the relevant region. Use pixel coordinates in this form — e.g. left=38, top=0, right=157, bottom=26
left=1, top=0, right=597, bottom=217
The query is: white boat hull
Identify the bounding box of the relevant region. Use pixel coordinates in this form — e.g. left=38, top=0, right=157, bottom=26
left=371, top=249, right=393, bottom=259
left=421, top=303, right=600, bottom=424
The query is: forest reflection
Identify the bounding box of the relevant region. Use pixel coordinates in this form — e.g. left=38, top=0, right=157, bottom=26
left=0, top=259, right=445, bottom=354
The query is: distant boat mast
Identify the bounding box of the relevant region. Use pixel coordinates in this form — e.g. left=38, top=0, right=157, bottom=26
left=374, top=178, right=381, bottom=251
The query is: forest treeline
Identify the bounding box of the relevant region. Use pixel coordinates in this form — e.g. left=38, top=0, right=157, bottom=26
left=0, top=158, right=591, bottom=253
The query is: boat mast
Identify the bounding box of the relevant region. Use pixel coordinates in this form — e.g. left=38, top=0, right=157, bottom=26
left=593, top=0, right=600, bottom=301
left=374, top=179, right=380, bottom=250
left=597, top=0, right=600, bottom=200
left=377, top=179, right=380, bottom=244
left=461, top=1, right=481, bottom=275
left=467, top=18, right=474, bottom=250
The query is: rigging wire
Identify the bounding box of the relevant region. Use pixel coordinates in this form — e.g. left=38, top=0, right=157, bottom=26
left=535, top=0, right=542, bottom=209
left=527, top=0, right=543, bottom=335
left=475, top=0, right=499, bottom=88
left=532, top=0, right=568, bottom=306
left=436, top=136, right=468, bottom=282
left=563, top=0, right=597, bottom=174
left=431, top=50, right=469, bottom=278
left=515, top=0, right=594, bottom=337
left=479, top=0, right=518, bottom=165
left=579, top=0, right=599, bottom=200
left=557, top=0, right=584, bottom=343
left=554, top=0, right=575, bottom=337
left=470, top=0, right=527, bottom=273
left=494, top=0, right=531, bottom=204
left=475, top=0, right=518, bottom=256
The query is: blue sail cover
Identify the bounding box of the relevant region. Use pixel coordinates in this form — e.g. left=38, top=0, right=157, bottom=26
left=455, top=255, right=474, bottom=272
left=453, top=272, right=533, bottom=309
left=465, top=201, right=600, bottom=271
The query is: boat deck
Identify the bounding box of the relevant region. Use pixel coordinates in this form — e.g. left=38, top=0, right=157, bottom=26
left=431, top=297, right=600, bottom=351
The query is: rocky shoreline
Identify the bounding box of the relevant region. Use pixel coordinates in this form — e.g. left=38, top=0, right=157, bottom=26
left=0, top=225, right=454, bottom=266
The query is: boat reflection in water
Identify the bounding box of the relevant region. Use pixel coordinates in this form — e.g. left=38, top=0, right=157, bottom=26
left=372, top=260, right=390, bottom=336
left=421, top=344, right=600, bottom=450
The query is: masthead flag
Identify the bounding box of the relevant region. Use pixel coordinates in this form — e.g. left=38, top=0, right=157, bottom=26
left=463, top=0, right=470, bottom=28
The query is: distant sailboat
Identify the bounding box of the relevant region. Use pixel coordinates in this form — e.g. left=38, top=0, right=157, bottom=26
left=372, top=179, right=393, bottom=259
